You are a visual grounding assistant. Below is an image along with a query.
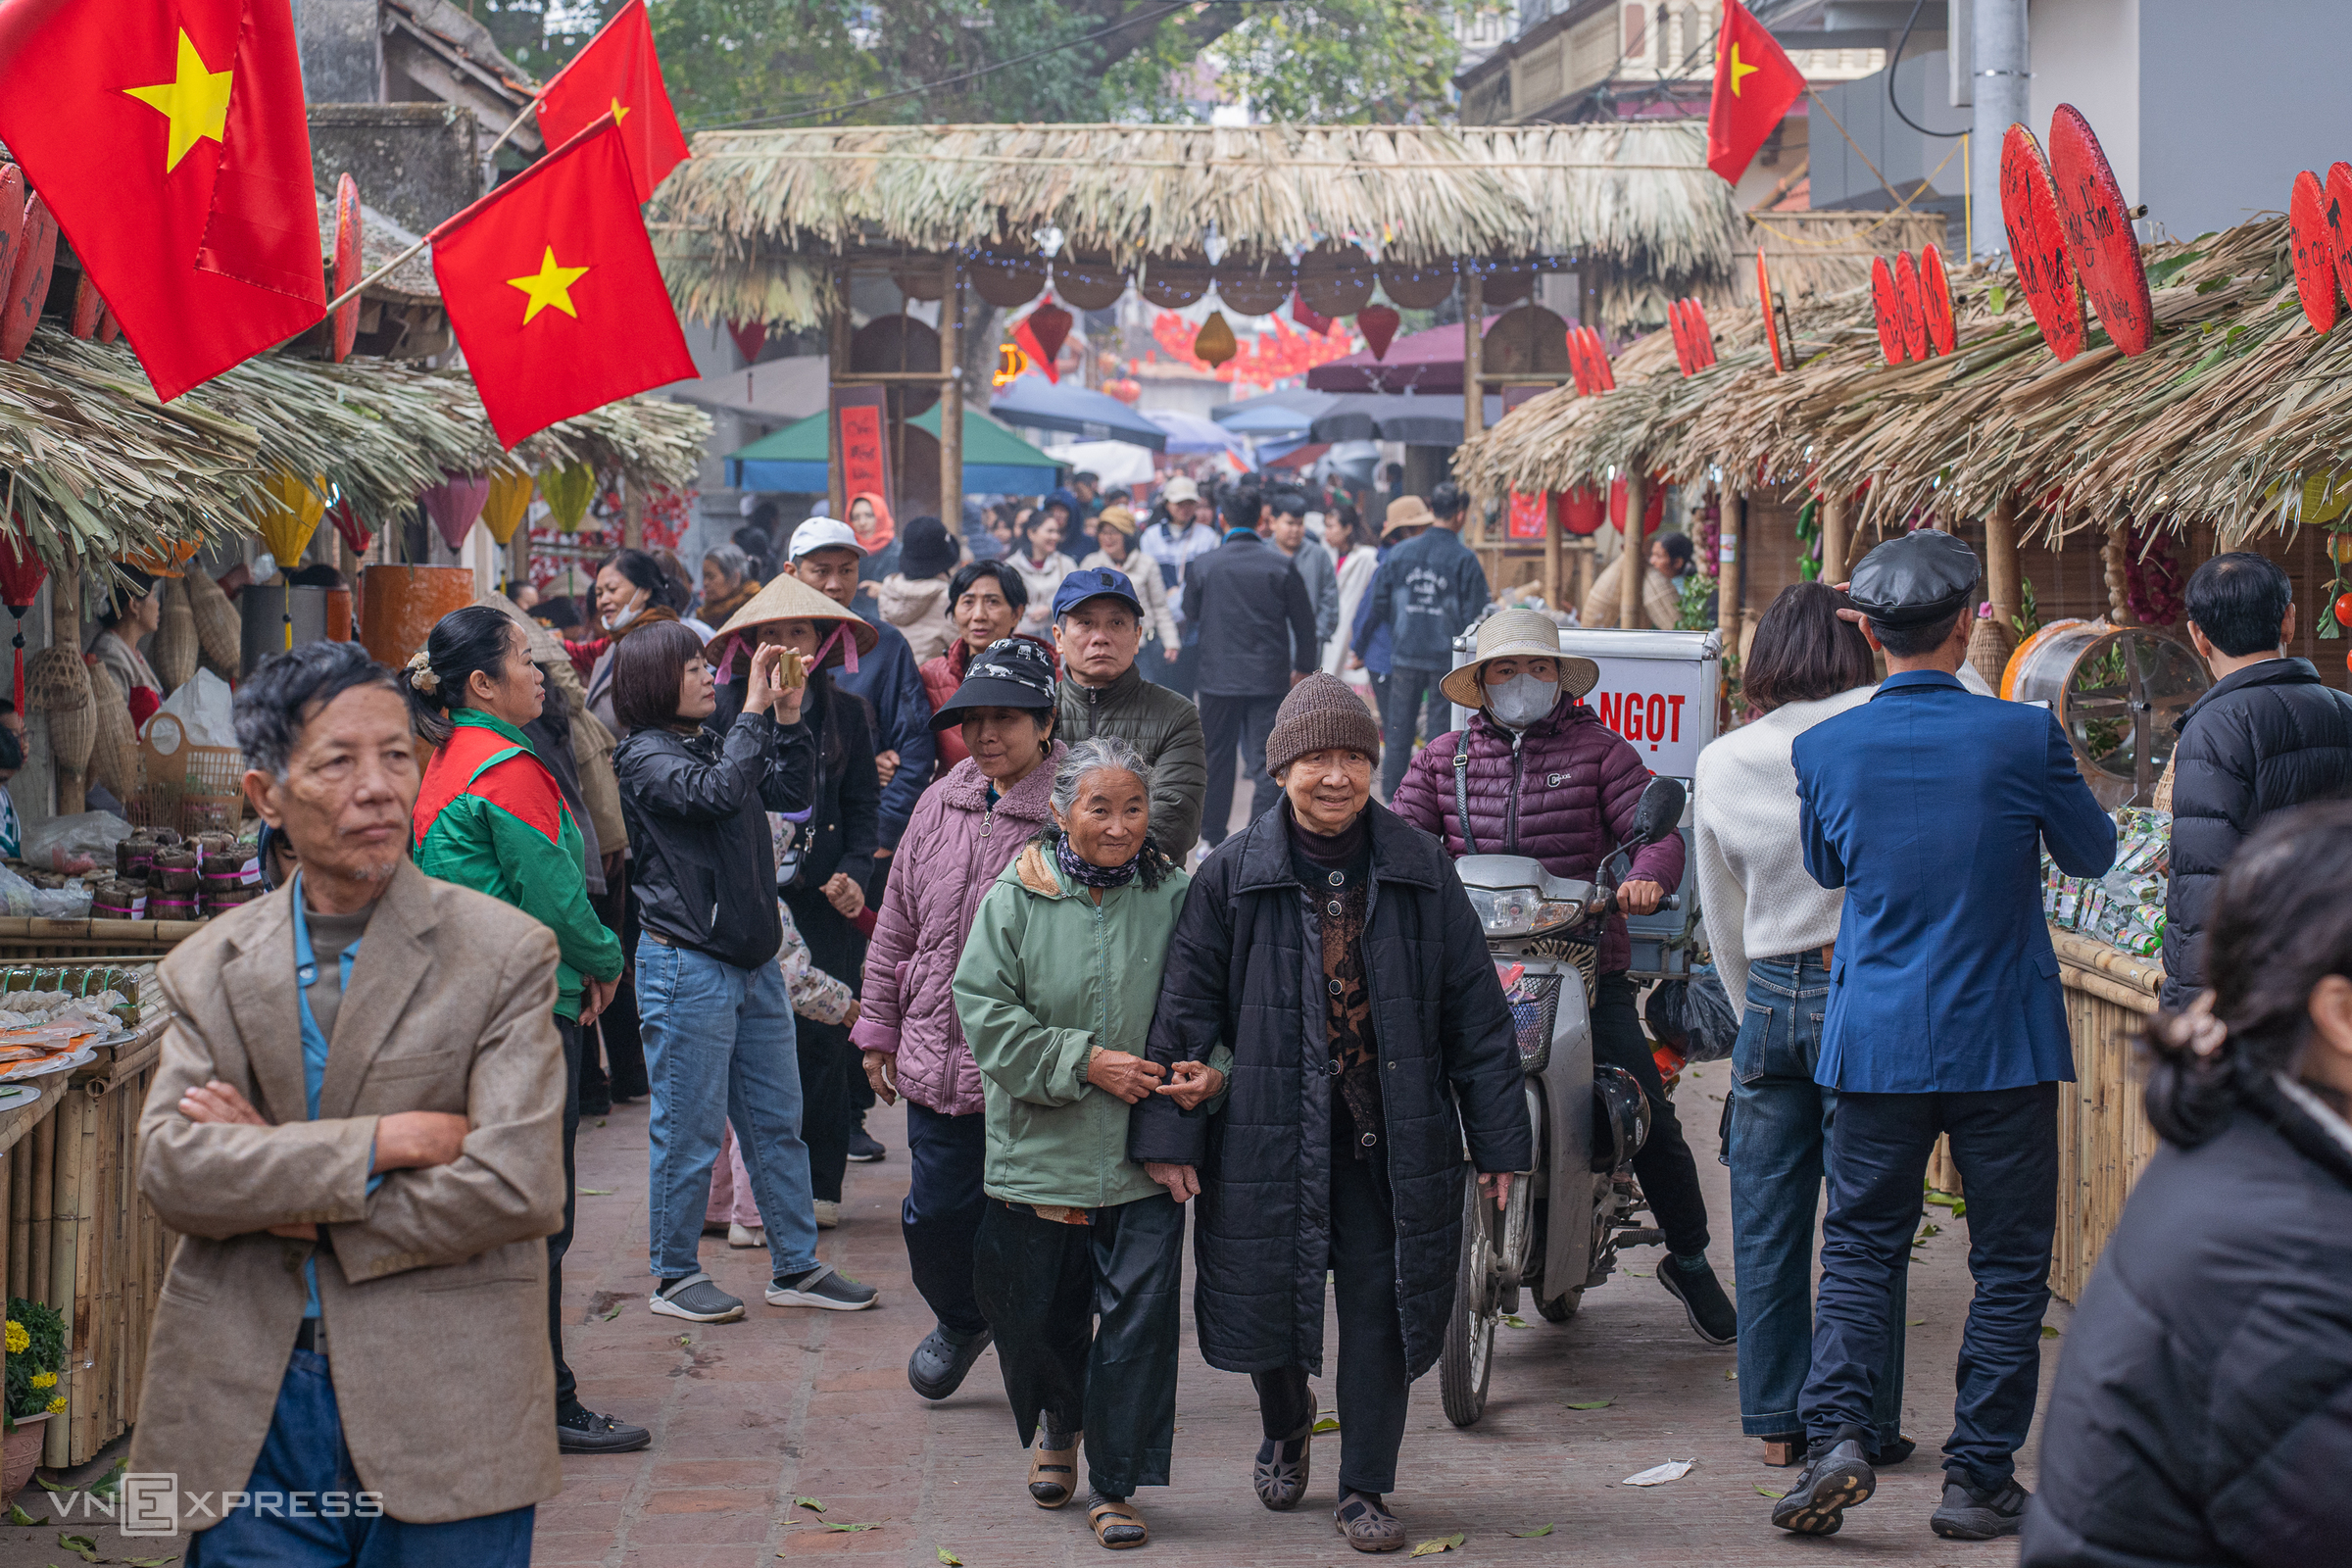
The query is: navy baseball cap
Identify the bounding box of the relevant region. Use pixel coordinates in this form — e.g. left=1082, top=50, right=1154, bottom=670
left=1052, top=566, right=1144, bottom=619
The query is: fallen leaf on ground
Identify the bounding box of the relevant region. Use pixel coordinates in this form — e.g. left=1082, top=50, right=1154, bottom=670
left=1409, top=1533, right=1465, bottom=1557
left=3, top=1503, right=33, bottom=1525
left=1511, top=1523, right=1553, bottom=1538
left=126, top=1557, right=179, bottom=1567
left=577, top=1188, right=614, bottom=1196
left=1907, top=1318, right=1926, bottom=1326
left=1756, top=1486, right=1787, bottom=1499
left=824, top=1522, right=879, bottom=1533
left=59, top=1533, right=100, bottom=1563
left=1563, top=1398, right=1613, bottom=1410
left=795, top=1496, right=825, bottom=1513
left=2041, top=1325, right=2062, bottom=1339
left=1625, top=1268, right=1651, bottom=1278
left=1500, top=1314, right=1530, bottom=1328
left=938, top=1549, right=964, bottom=1566
left=601, top=1304, right=623, bottom=1320
left=1621, top=1458, right=1695, bottom=1487
left=1724, top=1368, right=1738, bottom=1380
left=597, top=1117, right=607, bottom=1127
left=1312, top=1416, right=1342, bottom=1433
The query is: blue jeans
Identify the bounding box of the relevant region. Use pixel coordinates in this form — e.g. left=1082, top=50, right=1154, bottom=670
left=187, top=1349, right=532, bottom=1567
left=637, top=936, right=819, bottom=1282
left=1379, top=665, right=1449, bottom=799
left=1728, top=953, right=1904, bottom=1447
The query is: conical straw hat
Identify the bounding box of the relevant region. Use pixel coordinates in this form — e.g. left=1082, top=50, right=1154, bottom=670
left=709, top=572, right=879, bottom=670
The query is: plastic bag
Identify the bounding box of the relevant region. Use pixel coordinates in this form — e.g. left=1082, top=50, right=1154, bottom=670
left=0, top=863, right=92, bottom=918
left=22, top=810, right=131, bottom=875
left=1642, top=968, right=1740, bottom=1064
left=150, top=668, right=237, bottom=748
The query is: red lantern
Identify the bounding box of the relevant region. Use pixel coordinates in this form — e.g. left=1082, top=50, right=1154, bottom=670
left=0, top=523, right=46, bottom=715
left=1104, top=377, right=1142, bottom=405
left=331, top=497, right=374, bottom=560
left=727, top=319, right=767, bottom=363
left=2334, top=589, right=2352, bottom=627
left=1026, top=299, right=1074, bottom=371
left=1291, top=291, right=1334, bottom=337
left=1356, top=305, right=1400, bottom=361
left=1560, top=483, right=1605, bottom=536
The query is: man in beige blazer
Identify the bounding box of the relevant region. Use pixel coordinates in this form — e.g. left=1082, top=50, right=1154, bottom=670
left=132, top=642, right=566, bottom=1564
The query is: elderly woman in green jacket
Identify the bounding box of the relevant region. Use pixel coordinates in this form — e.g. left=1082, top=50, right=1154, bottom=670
left=954, top=735, right=1226, bottom=1552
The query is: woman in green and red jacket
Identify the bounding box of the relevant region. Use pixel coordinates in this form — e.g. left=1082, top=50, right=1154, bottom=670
left=407, top=603, right=636, bottom=1457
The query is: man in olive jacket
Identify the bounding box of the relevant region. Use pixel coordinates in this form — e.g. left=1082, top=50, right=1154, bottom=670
left=132, top=645, right=565, bottom=1560
left=1054, top=567, right=1209, bottom=861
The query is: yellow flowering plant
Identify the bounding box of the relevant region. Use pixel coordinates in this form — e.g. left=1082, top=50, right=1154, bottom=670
left=4, top=1298, right=65, bottom=1427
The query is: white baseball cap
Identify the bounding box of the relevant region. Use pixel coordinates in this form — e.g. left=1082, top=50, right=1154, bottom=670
left=1160, top=476, right=1200, bottom=505
left=790, top=516, right=867, bottom=561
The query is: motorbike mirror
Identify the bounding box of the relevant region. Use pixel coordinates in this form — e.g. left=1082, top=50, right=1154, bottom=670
left=1630, top=776, right=1687, bottom=847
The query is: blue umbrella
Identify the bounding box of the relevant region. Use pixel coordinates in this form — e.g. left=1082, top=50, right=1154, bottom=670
left=1150, top=410, right=1251, bottom=459
left=1209, top=387, right=1339, bottom=435
left=986, top=374, right=1167, bottom=451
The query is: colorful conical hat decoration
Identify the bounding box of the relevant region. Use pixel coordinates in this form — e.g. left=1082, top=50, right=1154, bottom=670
left=420, top=471, right=491, bottom=552
left=540, top=464, right=598, bottom=533
left=708, top=570, right=879, bottom=676
left=480, top=468, right=535, bottom=546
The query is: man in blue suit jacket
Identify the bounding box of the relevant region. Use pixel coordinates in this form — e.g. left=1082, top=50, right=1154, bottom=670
left=1771, top=531, right=2114, bottom=1544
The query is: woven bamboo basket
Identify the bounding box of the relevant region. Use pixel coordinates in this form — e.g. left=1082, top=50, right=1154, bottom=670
left=1966, top=616, right=2016, bottom=695
left=183, top=569, right=239, bottom=678
left=84, top=663, right=138, bottom=804
left=151, top=578, right=197, bottom=693
left=24, top=648, right=93, bottom=773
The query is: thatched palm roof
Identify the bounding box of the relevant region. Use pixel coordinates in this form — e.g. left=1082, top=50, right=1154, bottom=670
left=1457, top=216, right=2347, bottom=546
left=655, top=122, right=1741, bottom=330
left=2, top=327, right=710, bottom=571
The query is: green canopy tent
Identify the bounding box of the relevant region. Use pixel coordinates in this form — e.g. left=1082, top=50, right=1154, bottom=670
left=726, top=405, right=1066, bottom=495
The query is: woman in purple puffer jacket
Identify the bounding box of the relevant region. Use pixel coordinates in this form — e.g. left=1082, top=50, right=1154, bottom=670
left=856, top=636, right=1066, bottom=1402
left=1390, top=608, right=1736, bottom=1346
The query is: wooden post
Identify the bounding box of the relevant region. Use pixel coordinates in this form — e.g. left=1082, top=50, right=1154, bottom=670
left=1820, top=491, right=1851, bottom=586
left=620, top=478, right=645, bottom=552
left=49, top=565, right=82, bottom=814
left=1619, top=469, right=1648, bottom=628
left=1573, top=537, right=1593, bottom=616
left=1543, top=498, right=1563, bottom=612
left=1984, top=490, right=2021, bottom=628
left=1462, top=269, right=1487, bottom=579
left=1717, top=485, right=1743, bottom=632
left=940, top=261, right=963, bottom=531
left=827, top=265, right=852, bottom=522
left=510, top=529, right=531, bottom=601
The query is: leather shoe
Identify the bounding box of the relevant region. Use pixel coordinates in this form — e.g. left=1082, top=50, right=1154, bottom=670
left=907, top=1323, right=993, bottom=1400
left=557, top=1405, right=651, bottom=1454
left=1932, top=1477, right=2029, bottom=1540
left=1770, top=1433, right=1875, bottom=1536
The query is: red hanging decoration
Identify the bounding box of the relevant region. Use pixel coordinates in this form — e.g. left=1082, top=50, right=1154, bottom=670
left=1026, top=298, right=1074, bottom=371
left=330, top=497, right=374, bottom=560
left=0, top=522, right=47, bottom=716
left=726, top=319, right=767, bottom=363
left=1291, top=290, right=1334, bottom=337
left=1355, top=304, right=1399, bottom=361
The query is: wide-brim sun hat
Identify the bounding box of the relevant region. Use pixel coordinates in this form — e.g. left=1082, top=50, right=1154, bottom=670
left=709, top=572, right=880, bottom=672
left=1381, top=496, right=1436, bottom=537
left=1440, top=607, right=1599, bottom=710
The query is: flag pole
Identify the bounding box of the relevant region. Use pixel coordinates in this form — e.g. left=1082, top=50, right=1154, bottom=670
left=320, top=98, right=540, bottom=317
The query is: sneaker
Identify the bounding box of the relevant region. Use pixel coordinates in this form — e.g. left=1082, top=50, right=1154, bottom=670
left=907, top=1323, right=994, bottom=1399
left=812, top=1200, right=840, bottom=1229
left=1869, top=1434, right=1918, bottom=1468
left=556, top=1404, right=651, bottom=1454
left=766, top=1263, right=878, bottom=1311
left=650, top=1273, right=745, bottom=1324
left=847, top=1123, right=886, bottom=1163
left=727, top=1221, right=764, bottom=1249
left=1931, top=1477, right=2030, bottom=1540
left=1659, top=1253, right=1739, bottom=1345
left=1770, top=1433, right=1876, bottom=1536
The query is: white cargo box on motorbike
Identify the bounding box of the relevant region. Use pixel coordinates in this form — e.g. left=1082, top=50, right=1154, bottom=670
left=1450, top=622, right=1718, bottom=980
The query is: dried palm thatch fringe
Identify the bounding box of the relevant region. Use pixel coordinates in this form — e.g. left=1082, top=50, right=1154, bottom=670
left=0, top=326, right=710, bottom=576
left=655, top=122, right=1742, bottom=330
left=1457, top=216, right=2352, bottom=545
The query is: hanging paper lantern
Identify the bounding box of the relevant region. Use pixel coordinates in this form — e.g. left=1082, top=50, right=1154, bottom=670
left=480, top=469, right=535, bottom=546
left=253, top=469, right=328, bottom=650
left=727, top=319, right=767, bottom=363
left=419, top=471, right=491, bottom=553
left=1356, top=305, right=1400, bottom=361
left=1291, top=290, right=1334, bottom=337
left=1193, top=311, right=1238, bottom=368
left=1026, top=299, right=1073, bottom=371
left=540, top=464, right=598, bottom=534
left=330, top=498, right=373, bottom=559
left=0, top=524, right=46, bottom=714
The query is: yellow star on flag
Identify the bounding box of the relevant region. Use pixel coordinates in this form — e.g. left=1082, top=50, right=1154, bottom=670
left=507, top=246, right=591, bottom=323
left=122, top=29, right=234, bottom=173
left=611, top=96, right=632, bottom=123
left=1728, top=41, right=1760, bottom=96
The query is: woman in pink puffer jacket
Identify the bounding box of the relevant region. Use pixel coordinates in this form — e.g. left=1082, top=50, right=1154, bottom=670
left=854, top=632, right=1067, bottom=1402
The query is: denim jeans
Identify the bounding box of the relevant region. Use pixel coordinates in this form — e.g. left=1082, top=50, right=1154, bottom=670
left=638, top=936, right=819, bottom=1282
left=1378, top=665, right=1450, bottom=799
left=1728, top=952, right=1904, bottom=1447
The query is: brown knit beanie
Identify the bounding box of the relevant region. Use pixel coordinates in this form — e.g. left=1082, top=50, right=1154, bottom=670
left=1265, top=672, right=1382, bottom=776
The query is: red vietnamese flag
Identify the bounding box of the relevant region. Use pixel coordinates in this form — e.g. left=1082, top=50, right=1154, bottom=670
left=430, top=115, right=695, bottom=448
left=0, top=0, right=326, bottom=400
left=535, top=0, right=688, bottom=202
left=1706, top=0, right=1807, bottom=187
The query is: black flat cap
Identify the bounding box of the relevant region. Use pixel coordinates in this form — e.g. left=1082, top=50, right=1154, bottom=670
left=1848, top=529, right=1981, bottom=626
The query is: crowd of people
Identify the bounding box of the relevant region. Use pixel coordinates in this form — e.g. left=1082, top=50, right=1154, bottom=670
left=126, top=467, right=2352, bottom=1560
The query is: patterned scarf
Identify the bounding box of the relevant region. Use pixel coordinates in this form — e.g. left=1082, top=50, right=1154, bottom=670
left=1054, top=831, right=1142, bottom=890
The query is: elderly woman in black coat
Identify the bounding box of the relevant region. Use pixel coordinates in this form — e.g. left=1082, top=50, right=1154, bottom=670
left=2021, top=801, right=2352, bottom=1565
left=1130, top=674, right=1529, bottom=1554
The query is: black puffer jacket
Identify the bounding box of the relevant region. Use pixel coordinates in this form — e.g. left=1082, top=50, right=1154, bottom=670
left=2162, top=659, right=2352, bottom=1010
left=612, top=710, right=814, bottom=969
left=1131, top=801, right=1529, bottom=1379
left=2020, top=1076, right=2352, bottom=1568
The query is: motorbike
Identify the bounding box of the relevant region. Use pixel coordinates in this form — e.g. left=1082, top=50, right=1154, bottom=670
left=1436, top=776, right=1684, bottom=1427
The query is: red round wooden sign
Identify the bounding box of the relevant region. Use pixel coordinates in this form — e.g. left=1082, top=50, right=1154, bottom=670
left=2047, top=104, right=2154, bottom=356
left=1894, top=251, right=1930, bottom=360
left=1871, top=255, right=1905, bottom=365
left=2323, top=163, right=2352, bottom=321
left=1688, top=299, right=1716, bottom=367
left=332, top=173, right=364, bottom=364
left=1667, top=298, right=1695, bottom=375
left=2290, top=169, right=2339, bottom=335
left=0, top=193, right=57, bottom=364
left=2000, top=122, right=2085, bottom=362
left=68, top=272, right=102, bottom=339
left=1919, top=244, right=1958, bottom=355
left=1756, top=249, right=1786, bottom=373
left=0, top=167, right=24, bottom=295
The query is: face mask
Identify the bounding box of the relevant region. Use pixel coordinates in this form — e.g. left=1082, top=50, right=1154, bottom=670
left=1485, top=672, right=1558, bottom=730
left=607, top=593, right=645, bottom=632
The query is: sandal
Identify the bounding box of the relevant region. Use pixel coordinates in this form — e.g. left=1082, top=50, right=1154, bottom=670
left=1029, top=1431, right=1080, bottom=1508
left=1252, top=1423, right=1313, bottom=1510
left=1088, top=1492, right=1149, bottom=1549
left=1334, top=1491, right=1406, bottom=1553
